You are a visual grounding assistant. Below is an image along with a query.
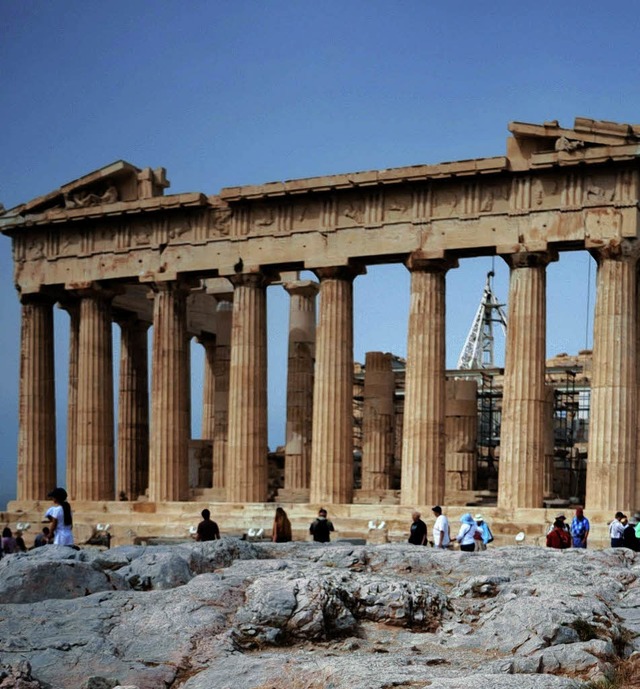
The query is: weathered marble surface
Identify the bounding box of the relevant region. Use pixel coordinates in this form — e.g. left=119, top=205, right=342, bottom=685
left=1, top=540, right=639, bottom=688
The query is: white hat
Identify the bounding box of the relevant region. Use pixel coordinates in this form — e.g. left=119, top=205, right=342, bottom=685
left=474, top=514, right=483, bottom=521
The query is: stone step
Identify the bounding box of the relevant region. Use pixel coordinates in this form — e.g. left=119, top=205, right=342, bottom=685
left=3, top=499, right=617, bottom=550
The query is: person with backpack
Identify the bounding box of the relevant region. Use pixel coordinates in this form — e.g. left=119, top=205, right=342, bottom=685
left=456, top=513, right=478, bottom=552
left=547, top=519, right=571, bottom=549
left=309, top=508, right=335, bottom=543
left=474, top=514, right=494, bottom=551
left=570, top=506, right=590, bottom=549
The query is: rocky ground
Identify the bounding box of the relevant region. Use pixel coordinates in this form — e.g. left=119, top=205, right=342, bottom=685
left=1, top=540, right=640, bottom=689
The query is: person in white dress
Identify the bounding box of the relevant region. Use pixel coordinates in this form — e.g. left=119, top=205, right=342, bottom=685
left=45, top=487, right=74, bottom=546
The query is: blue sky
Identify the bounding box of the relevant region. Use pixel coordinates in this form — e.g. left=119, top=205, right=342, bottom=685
left=1, top=1, right=635, bottom=509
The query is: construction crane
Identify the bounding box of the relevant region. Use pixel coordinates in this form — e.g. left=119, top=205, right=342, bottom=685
left=457, top=271, right=507, bottom=369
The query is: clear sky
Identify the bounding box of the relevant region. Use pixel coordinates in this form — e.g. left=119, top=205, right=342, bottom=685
left=1, top=1, right=636, bottom=510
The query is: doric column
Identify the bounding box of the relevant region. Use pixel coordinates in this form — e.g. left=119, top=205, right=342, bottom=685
left=76, top=286, right=115, bottom=501
left=199, top=333, right=216, bottom=441
left=445, top=379, right=478, bottom=494
left=115, top=312, right=150, bottom=501
left=149, top=281, right=190, bottom=502
left=59, top=299, right=79, bottom=500
left=226, top=273, right=269, bottom=502
left=284, top=280, right=318, bottom=490
left=400, top=255, right=456, bottom=507
left=586, top=241, right=638, bottom=512
left=361, top=351, right=395, bottom=491
left=310, top=265, right=362, bottom=504
left=17, top=294, right=57, bottom=500
left=212, top=299, right=232, bottom=490
left=498, top=250, right=556, bottom=509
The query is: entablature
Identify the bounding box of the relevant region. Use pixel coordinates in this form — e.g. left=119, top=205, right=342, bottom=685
left=3, top=118, right=640, bottom=294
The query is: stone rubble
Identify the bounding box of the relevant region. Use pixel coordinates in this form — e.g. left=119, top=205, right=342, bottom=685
left=1, top=540, right=640, bottom=688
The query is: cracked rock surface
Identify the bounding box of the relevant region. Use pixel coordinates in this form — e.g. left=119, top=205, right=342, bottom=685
left=1, top=540, right=640, bottom=688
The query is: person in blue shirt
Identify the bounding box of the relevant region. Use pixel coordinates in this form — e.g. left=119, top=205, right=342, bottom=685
left=570, top=506, right=590, bottom=548
left=474, top=514, right=494, bottom=550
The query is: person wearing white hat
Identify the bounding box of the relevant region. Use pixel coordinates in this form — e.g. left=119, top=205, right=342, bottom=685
left=474, top=514, right=494, bottom=550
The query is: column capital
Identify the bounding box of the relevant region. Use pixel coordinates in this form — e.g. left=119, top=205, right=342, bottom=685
left=501, top=249, right=558, bottom=270
left=405, top=253, right=458, bottom=273
left=19, top=291, right=57, bottom=307
left=313, top=264, right=365, bottom=282
left=229, top=271, right=273, bottom=289
left=284, top=280, right=320, bottom=298
left=150, top=279, right=192, bottom=295
left=66, top=281, right=119, bottom=302
left=588, top=238, right=640, bottom=264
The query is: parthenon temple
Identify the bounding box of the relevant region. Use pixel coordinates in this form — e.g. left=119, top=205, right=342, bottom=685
left=2, top=117, right=640, bottom=545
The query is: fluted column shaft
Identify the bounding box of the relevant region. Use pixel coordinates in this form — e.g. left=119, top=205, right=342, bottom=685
left=284, top=281, right=318, bottom=490
left=445, top=379, right=477, bottom=493
left=362, top=351, right=395, bottom=490
left=200, top=334, right=216, bottom=441
left=116, top=314, right=150, bottom=501
left=17, top=294, right=57, bottom=500
left=586, top=242, right=638, bottom=512
left=498, top=251, right=555, bottom=509
left=310, top=266, right=360, bottom=504
left=400, top=257, right=454, bottom=506
left=60, top=300, right=79, bottom=500
left=227, top=274, right=269, bottom=502
left=76, top=288, right=115, bottom=501
left=213, top=300, right=232, bottom=490
left=149, top=282, right=189, bottom=502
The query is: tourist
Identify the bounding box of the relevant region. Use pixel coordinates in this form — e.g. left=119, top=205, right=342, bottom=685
left=431, top=506, right=450, bottom=549
left=33, top=527, right=50, bottom=548
left=1, top=527, right=17, bottom=554
left=309, top=508, right=335, bottom=543
left=622, top=516, right=640, bottom=551
left=474, top=514, right=494, bottom=551
left=625, top=516, right=639, bottom=549
left=570, top=507, right=590, bottom=549
left=45, top=487, right=74, bottom=546
left=272, top=506, right=292, bottom=543
left=14, top=531, right=27, bottom=553
left=456, top=513, right=478, bottom=552
left=408, top=511, right=427, bottom=545
left=546, top=519, right=571, bottom=549
left=195, top=509, right=220, bottom=541
left=609, top=512, right=625, bottom=548
left=548, top=513, right=571, bottom=536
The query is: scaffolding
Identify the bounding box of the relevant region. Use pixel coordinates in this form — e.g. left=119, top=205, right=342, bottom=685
left=548, top=367, right=589, bottom=501
left=476, top=369, right=502, bottom=491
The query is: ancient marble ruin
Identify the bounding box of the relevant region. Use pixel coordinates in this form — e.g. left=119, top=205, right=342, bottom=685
left=2, top=117, right=640, bottom=544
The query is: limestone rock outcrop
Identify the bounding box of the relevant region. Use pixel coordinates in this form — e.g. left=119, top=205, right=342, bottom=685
left=1, top=541, right=640, bottom=688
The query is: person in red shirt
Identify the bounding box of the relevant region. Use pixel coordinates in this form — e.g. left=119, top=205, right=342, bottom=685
left=546, top=519, right=571, bottom=549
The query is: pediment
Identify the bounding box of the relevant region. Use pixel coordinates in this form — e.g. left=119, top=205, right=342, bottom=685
left=507, top=117, right=640, bottom=169
left=16, top=160, right=170, bottom=216
left=510, top=117, right=640, bottom=146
